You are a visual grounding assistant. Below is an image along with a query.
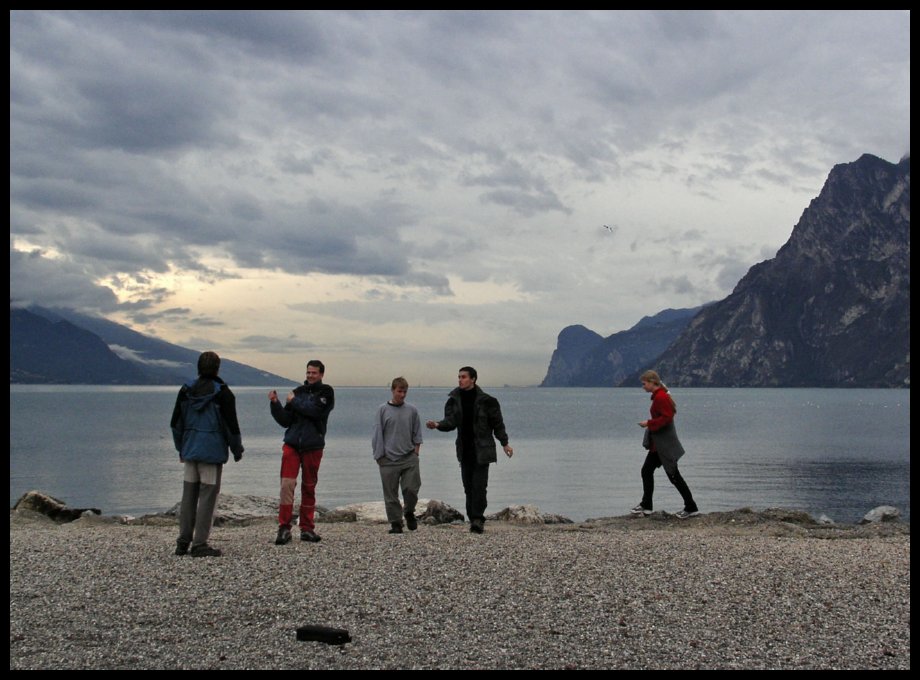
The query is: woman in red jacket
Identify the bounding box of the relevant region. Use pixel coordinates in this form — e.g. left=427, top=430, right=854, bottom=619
left=632, top=370, right=699, bottom=519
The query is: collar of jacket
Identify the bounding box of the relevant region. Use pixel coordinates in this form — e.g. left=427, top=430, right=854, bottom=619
left=449, top=384, right=482, bottom=398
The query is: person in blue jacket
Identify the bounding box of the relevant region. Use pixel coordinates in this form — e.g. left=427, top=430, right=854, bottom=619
left=170, top=351, right=244, bottom=557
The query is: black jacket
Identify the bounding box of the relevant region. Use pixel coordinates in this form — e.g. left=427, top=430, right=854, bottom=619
left=435, top=385, right=509, bottom=464
left=270, top=381, right=335, bottom=451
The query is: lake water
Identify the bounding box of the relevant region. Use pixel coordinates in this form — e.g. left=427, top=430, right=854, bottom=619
left=9, top=385, right=910, bottom=524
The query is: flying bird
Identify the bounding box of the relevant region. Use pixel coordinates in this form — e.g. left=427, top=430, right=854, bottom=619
left=603, top=224, right=618, bottom=234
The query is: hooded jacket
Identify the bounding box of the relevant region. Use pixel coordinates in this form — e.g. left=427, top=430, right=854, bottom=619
left=171, top=376, right=244, bottom=464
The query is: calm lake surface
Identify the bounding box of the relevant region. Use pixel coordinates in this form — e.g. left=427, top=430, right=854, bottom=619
left=9, top=385, right=910, bottom=524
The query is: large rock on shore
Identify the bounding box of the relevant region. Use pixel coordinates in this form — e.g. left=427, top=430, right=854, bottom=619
left=418, top=499, right=465, bottom=524
left=159, top=494, right=280, bottom=526
left=859, top=505, right=901, bottom=524
left=12, top=490, right=101, bottom=523
left=488, top=504, right=575, bottom=525
left=327, top=499, right=465, bottom=525
left=328, top=501, right=400, bottom=523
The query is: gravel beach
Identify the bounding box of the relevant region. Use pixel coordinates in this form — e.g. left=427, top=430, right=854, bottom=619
left=9, top=509, right=910, bottom=670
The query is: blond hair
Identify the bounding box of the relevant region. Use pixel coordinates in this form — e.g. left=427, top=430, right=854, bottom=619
left=640, top=370, right=676, bottom=410
left=640, top=370, right=662, bottom=386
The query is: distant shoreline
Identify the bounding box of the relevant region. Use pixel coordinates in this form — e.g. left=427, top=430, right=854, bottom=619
left=9, top=487, right=912, bottom=530
left=11, top=494, right=911, bottom=536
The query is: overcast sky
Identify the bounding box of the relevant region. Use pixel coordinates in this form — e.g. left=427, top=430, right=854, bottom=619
left=9, top=10, right=910, bottom=386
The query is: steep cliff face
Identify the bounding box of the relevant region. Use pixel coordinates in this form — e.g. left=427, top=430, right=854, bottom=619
left=540, top=325, right=605, bottom=387
left=541, top=308, right=703, bottom=387
left=654, top=154, right=910, bottom=387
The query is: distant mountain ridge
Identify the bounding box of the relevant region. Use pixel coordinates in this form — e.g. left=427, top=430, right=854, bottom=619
left=653, top=154, right=909, bottom=387
left=540, top=306, right=705, bottom=387
left=10, top=306, right=292, bottom=385
left=542, top=153, right=910, bottom=388
left=10, top=308, right=150, bottom=384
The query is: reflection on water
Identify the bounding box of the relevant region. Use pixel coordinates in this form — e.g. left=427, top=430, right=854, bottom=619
left=9, top=386, right=910, bottom=523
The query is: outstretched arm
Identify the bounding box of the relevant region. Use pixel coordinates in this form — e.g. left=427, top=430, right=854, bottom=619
left=427, top=398, right=459, bottom=431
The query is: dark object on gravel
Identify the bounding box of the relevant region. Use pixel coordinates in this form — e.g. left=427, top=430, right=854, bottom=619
left=295, top=624, right=352, bottom=645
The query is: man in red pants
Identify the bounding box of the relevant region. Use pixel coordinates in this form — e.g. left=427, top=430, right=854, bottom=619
left=269, top=360, right=335, bottom=545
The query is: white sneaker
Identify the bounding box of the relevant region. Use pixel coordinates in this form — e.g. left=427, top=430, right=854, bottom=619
left=631, top=504, right=652, bottom=516
left=674, top=509, right=700, bottom=519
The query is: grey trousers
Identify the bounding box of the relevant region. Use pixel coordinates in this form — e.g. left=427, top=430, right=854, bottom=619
left=377, top=455, right=421, bottom=524
left=178, top=461, right=223, bottom=548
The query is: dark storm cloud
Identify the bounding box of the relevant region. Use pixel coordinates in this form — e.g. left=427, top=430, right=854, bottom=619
left=459, top=157, right=571, bottom=216
left=10, top=12, right=232, bottom=156
left=9, top=248, right=122, bottom=312
left=220, top=196, right=427, bottom=280
left=125, top=10, right=330, bottom=62
left=11, top=9, right=453, bottom=300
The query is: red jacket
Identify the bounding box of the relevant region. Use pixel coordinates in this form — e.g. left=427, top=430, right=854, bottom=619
left=642, top=387, right=685, bottom=470
left=646, top=387, right=676, bottom=434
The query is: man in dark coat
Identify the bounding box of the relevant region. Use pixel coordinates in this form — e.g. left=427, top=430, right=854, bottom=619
left=426, top=366, right=513, bottom=533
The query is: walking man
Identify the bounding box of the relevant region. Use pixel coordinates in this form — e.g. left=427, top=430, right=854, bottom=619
left=372, top=377, right=423, bottom=534
left=269, top=360, right=335, bottom=545
left=426, top=366, right=513, bottom=533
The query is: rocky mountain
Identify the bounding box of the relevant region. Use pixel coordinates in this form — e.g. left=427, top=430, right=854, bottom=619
left=10, top=306, right=292, bottom=385
left=540, top=306, right=705, bottom=387
left=652, top=153, right=910, bottom=387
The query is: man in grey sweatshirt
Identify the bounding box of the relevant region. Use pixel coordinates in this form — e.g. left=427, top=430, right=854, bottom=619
left=372, top=377, right=423, bottom=534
